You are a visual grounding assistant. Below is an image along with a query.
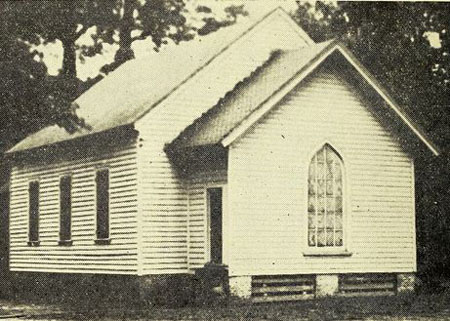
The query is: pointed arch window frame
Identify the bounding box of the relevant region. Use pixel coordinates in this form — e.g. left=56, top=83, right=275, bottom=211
left=303, top=142, right=352, bottom=257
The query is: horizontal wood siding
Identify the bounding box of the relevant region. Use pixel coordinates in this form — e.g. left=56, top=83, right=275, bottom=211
left=136, top=142, right=189, bottom=274
left=135, top=12, right=309, bottom=275
left=187, top=169, right=227, bottom=270
left=228, top=70, right=416, bottom=276
left=9, top=141, right=139, bottom=274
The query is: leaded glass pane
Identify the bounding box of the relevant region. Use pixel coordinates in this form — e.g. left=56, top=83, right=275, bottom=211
left=308, top=197, right=316, bottom=214
left=317, top=212, right=324, bottom=228
left=317, top=228, right=326, bottom=247
left=318, top=196, right=325, bottom=214
left=308, top=179, right=316, bottom=196
left=308, top=214, right=316, bottom=229
left=335, top=196, right=343, bottom=212
left=335, top=230, right=343, bottom=246
left=317, top=148, right=324, bottom=162
left=326, top=179, right=334, bottom=195
left=326, top=197, right=335, bottom=212
left=335, top=212, right=343, bottom=229
left=308, top=230, right=316, bottom=246
left=326, top=213, right=334, bottom=229
left=326, top=229, right=334, bottom=246
left=334, top=164, right=342, bottom=181
left=326, top=162, right=334, bottom=180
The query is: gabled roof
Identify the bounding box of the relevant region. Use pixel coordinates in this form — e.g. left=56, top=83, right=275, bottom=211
left=8, top=7, right=439, bottom=157
left=9, top=7, right=312, bottom=154
left=169, top=41, right=440, bottom=156
left=169, top=40, right=335, bottom=150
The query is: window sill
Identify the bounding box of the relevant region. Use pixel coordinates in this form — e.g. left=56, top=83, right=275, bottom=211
left=95, top=238, right=111, bottom=245
left=303, top=250, right=352, bottom=257
left=58, top=240, right=73, bottom=246
left=27, top=241, right=40, bottom=247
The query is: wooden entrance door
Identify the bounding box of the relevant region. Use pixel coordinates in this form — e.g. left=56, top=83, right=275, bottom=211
left=207, top=188, right=223, bottom=264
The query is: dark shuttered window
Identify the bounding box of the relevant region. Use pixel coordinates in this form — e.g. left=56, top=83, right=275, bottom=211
left=96, top=168, right=110, bottom=243
left=28, top=181, right=39, bottom=245
left=59, top=175, right=72, bottom=244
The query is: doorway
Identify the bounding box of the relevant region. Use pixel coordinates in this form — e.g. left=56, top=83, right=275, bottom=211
left=207, top=187, right=223, bottom=264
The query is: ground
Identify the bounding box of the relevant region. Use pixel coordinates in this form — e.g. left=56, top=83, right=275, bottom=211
left=2, top=293, right=450, bottom=321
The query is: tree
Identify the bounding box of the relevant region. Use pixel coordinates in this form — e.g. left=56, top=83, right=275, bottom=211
left=99, top=1, right=248, bottom=74
left=294, top=2, right=450, bottom=146
left=4, top=1, right=119, bottom=80
left=0, top=1, right=248, bottom=149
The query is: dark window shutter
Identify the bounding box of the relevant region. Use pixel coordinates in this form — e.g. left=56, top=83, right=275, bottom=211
left=59, top=175, right=72, bottom=241
left=96, top=169, right=110, bottom=240
left=28, top=181, right=39, bottom=242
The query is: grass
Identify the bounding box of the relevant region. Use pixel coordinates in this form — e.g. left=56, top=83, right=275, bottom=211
left=6, top=292, right=450, bottom=321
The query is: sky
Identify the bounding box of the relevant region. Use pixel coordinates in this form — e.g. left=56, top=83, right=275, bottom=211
left=33, top=0, right=301, bottom=81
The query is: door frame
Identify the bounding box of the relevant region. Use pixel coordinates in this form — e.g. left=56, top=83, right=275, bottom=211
left=205, top=184, right=228, bottom=265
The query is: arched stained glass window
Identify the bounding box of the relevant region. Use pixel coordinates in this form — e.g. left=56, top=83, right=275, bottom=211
left=308, top=144, right=343, bottom=248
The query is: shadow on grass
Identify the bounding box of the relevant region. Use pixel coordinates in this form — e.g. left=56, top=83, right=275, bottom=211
left=2, top=272, right=450, bottom=320
left=5, top=293, right=450, bottom=321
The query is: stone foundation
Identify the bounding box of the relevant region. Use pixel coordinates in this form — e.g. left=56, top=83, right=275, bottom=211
left=397, top=273, right=416, bottom=293
left=9, top=271, right=416, bottom=303
left=229, top=276, right=252, bottom=298
left=315, top=274, right=339, bottom=297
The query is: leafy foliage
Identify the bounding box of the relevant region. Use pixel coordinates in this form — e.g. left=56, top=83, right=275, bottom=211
left=0, top=1, right=247, bottom=151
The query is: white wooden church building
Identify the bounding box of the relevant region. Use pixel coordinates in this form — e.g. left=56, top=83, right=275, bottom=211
left=7, top=8, right=440, bottom=301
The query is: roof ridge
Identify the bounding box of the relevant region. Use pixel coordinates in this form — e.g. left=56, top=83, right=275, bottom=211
left=132, top=7, right=286, bottom=125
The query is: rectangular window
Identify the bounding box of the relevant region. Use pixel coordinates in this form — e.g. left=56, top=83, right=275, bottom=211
left=28, top=181, right=39, bottom=245
left=95, top=168, right=110, bottom=243
left=59, top=175, right=72, bottom=245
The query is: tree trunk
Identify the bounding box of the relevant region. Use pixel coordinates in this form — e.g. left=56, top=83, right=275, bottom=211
left=61, top=37, right=77, bottom=79
left=115, top=0, right=136, bottom=63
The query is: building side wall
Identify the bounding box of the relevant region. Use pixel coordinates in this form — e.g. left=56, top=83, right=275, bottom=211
left=9, top=141, right=139, bottom=274
left=227, top=70, right=416, bottom=276
left=135, top=11, right=310, bottom=275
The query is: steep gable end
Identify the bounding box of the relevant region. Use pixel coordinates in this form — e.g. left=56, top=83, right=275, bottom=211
left=134, top=7, right=314, bottom=138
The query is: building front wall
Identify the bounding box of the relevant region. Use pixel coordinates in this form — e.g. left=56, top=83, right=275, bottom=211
left=227, top=69, right=416, bottom=277
left=9, top=140, right=139, bottom=274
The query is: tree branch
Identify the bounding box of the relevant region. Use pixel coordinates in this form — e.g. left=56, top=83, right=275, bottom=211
left=76, top=25, right=89, bottom=39
left=130, top=34, right=146, bottom=42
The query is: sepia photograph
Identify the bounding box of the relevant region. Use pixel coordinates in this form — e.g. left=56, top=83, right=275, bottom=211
left=0, top=0, right=450, bottom=320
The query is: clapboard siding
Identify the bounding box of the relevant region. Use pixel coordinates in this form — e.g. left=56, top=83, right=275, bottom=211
left=186, top=169, right=227, bottom=270
left=9, top=140, right=139, bottom=274
left=135, top=11, right=310, bottom=275
left=227, top=69, right=416, bottom=276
